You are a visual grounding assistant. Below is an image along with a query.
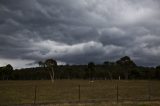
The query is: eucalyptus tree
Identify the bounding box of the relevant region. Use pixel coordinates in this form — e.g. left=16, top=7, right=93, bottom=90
left=155, top=66, right=160, bottom=80
left=45, top=59, right=57, bottom=83
left=88, top=62, right=95, bottom=81
left=1, top=64, right=13, bottom=80
left=103, top=61, right=113, bottom=80
left=116, top=56, right=136, bottom=80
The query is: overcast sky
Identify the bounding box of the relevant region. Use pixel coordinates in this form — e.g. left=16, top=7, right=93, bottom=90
left=0, top=0, right=160, bottom=68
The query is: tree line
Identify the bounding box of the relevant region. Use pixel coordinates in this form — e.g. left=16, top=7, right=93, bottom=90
left=0, top=56, right=160, bottom=80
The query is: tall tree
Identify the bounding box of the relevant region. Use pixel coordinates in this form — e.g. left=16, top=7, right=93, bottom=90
left=116, top=56, right=136, bottom=80
left=45, top=59, right=57, bottom=83
left=88, top=62, right=95, bottom=81
left=3, top=64, right=13, bottom=80
left=103, top=61, right=113, bottom=80
left=156, top=66, right=160, bottom=80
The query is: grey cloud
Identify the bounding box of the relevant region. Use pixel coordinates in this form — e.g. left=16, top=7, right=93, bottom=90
left=0, top=0, right=160, bottom=68
left=23, top=40, right=124, bottom=64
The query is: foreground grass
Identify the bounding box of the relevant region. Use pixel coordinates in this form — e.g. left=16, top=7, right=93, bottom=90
left=41, top=102, right=160, bottom=106
left=15, top=102, right=160, bottom=106
left=0, top=80, right=160, bottom=105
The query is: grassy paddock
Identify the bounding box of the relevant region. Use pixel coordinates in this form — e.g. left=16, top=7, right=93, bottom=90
left=33, top=102, right=160, bottom=106
left=0, top=80, right=160, bottom=105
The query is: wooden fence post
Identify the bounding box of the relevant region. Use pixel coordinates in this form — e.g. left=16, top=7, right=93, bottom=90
left=78, top=85, right=81, bottom=102
left=116, top=84, right=119, bottom=103
left=148, top=82, right=151, bottom=101
left=34, top=85, right=37, bottom=104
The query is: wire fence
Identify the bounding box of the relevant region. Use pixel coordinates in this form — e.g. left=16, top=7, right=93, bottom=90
left=0, top=81, right=160, bottom=105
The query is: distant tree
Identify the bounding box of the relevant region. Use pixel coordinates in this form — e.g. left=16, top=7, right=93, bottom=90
left=0, top=67, right=4, bottom=80
left=45, top=59, right=57, bottom=83
left=116, top=56, right=136, bottom=67
left=116, top=56, right=136, bottom=80
left=88, top=62, right=95, bottom=81
left=156, top=66, right=160, bottom=80
left=1, top=64, right=13, bottom=80
left=38, top=61, right=45, bottom=68
left=130, top=68, right=140, bottom=79
left=103, top=61, right=110, bottom=66
left=103, top=61, right=113, bottom=80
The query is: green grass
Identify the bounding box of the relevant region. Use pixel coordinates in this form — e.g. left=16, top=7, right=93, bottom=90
left=0, top=80, right=160, bottom=105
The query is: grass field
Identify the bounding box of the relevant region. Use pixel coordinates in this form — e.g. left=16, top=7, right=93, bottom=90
left=0, top=80, right=160, bottom=106
left=30, top=102, right=160, bottom=106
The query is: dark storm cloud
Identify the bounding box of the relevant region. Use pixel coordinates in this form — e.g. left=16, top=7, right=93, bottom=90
left=0, top=0, right=160, bottom=68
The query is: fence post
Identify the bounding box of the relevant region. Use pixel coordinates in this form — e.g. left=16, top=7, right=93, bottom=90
left=34, top=85, right=37, bottom=104
left=148, top=82, right=151, bottom=101
left=116, top=84, right=119, bottom=103
left=78, top=85, right=81, bottom=102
